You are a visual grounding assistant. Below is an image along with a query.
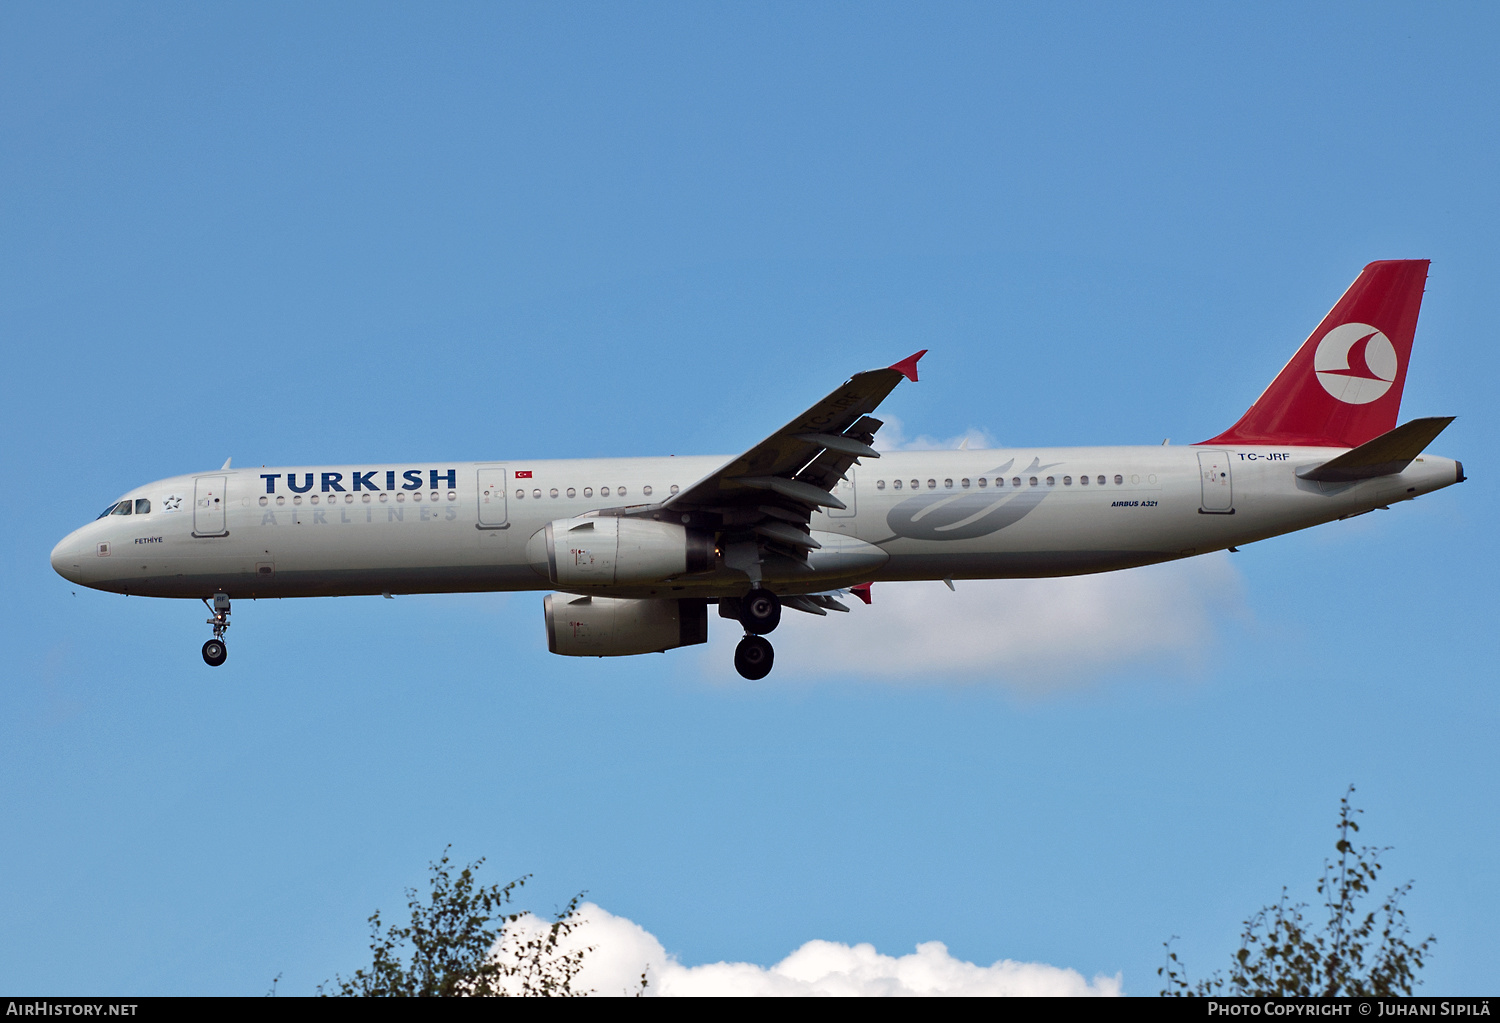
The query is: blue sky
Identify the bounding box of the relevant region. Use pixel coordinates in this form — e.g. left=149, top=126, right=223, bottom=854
left=2, top=1, right=1496, bottom=994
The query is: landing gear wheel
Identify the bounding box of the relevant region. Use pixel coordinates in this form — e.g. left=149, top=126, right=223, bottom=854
left=201, top=592, right=231, bottom=667
left=734, top=635, right=774, bottom=680
left=739, top=589, right=782, bottom=635
left=202, top=639, right=228, bottom=667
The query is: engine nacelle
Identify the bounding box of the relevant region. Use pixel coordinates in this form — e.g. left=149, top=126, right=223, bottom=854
left=527, top=517, right=715, bottom=586
left=544, top=594, right=709, bottom=656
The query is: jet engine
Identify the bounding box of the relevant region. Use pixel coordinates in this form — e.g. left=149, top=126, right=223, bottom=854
left=527, top=517, right=716, bottom=586
left=544, top=594, right=709, bottom=656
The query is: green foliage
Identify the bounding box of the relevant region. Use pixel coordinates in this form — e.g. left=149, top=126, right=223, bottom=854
left=1160, top=787, right=1434, bottom=997
left=322, top=847, right=592, bottom=997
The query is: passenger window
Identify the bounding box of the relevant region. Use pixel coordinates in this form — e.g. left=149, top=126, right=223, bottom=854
left=910, top=480, right=919, bottom=489
left=876, top=480, right=886, bottom=490
left=643, top=486, right=653, bottom=497
left=1063, top=476, right=1071, bottom=485
left=1012, top=477, right=1021, bottom=487
left=601, top=487, right=610, bottom=497
left=893, top=479, right=902, bottom=490
left=618, top=486, right=627, bottom=496
left=111, top=501, right=132, bottom=515
left=1114, top=475, right=1123, bottom=485
left=978, top=478, right=987, bottom=487
left=532, top=489, right=541, bottom=499
left=1097, top=476, right=1105, bottom=485
left=1080, top=475, right=1089, bottom=485
left=1046, top=476, right=1055, bottom=486
left=583, top=487, right=593, bottom=498
left=567, top=487, right=576, bottom=498
left=1029, top=477, right=1038, bottom=486
left=943, top=479, right=953, bottom=488
left=960, top=478, right=970, bottom=488
left=135, top=498, right=150, bottom=514
left=550, top=489, right=559, bottom=498
left=516, top=489, right=524, bottom=499
left=927, top=479, right=936, bottom=489
left=670, top=485, right=679, bottom=495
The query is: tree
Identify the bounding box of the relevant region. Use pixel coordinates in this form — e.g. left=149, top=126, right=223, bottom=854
left=322, top=848, right=593, bottom=997
left=1160, top=787, right=1434, bottom=997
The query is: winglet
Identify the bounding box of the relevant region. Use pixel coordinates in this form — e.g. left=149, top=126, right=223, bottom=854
left=220, top=457, right=232, bottom=470
left=850, top=582, right=873, bottom=605
left=889, top=350, right=927, bottom=383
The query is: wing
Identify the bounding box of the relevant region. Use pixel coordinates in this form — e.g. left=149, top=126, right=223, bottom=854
left=623, top=351, right=924, bottom=575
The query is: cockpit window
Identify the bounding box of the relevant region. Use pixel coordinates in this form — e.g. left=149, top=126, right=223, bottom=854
left=98, top=500, right=133, bottom=518
left=111, top=500, right=133, bottom=515
left=134, top=498, right=150, bottom=514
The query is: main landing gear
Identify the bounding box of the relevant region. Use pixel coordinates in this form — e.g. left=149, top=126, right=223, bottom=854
left=201, top=591, right=230, bottom=667
left=734, top=635, right=774, bottom=680
left=733, top=588, right=780, bottom=681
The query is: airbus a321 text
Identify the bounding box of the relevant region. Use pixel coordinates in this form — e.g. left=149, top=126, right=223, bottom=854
left=52, top=260, right=1463, bottom=679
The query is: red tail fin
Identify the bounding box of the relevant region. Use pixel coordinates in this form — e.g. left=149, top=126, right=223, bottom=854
left=1201, top=260, right=1429, bottom=448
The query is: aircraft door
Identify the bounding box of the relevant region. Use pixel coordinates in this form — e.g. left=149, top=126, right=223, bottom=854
left=1197, top=451, right=1234, bottom=514
left=193, top=475, right=229, bottom=537
left=827, top=468, right=856, bottom=518
left=476, top=467, right=509, bottom=529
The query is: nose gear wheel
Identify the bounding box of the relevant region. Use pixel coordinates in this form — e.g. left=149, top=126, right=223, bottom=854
left=202, top=639, right=227, bottom=666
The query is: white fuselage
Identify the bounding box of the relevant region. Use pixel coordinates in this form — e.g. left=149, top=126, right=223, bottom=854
left=51, top=444, right=1462, bottom=602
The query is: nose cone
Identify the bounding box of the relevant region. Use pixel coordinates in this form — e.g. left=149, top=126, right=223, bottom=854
left=51, top=532, right=86, bottom=584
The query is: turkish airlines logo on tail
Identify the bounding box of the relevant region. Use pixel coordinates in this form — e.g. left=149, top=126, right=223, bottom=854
left=1314, top=322, right=1398, bottom=405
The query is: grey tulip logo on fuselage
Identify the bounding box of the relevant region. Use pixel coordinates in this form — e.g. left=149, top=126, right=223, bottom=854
left=884, top=458, right=1059, bottom=541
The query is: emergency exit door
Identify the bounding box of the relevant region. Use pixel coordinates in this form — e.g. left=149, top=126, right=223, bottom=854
left=1197, top=451, right=1234, bottom=514
left=827, top=468, right=856, bottom=518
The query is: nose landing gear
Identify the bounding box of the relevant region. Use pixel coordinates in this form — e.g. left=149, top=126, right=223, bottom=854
left=201, top=592, right=230, bottom=666
left=732, top=589, right=781, bottom=680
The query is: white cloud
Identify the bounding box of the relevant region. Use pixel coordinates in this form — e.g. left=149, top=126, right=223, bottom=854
left=700, top=555, right=1244, bottom=687
left=501, top=903, right=1122, bottom=997
left=872, top=415, right=996, bottom=453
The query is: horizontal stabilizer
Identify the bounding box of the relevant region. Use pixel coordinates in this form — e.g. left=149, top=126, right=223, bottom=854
left=1295, top=416, right=1455, bottom=483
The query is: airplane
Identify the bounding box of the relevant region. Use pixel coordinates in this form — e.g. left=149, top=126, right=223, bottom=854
left=50, top=260, right=1463, bottom=679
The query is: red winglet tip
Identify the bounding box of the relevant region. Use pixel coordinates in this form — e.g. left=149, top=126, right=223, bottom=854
left=850, top=582, right=873, bottom=605
left=889, top=350, right=927, bottom=383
